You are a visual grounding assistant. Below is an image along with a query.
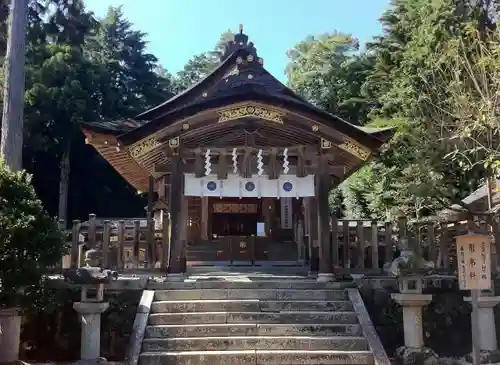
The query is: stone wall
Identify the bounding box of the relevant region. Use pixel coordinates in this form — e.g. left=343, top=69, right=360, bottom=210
left=19, top=289, right=140, bottom=362
left=357, top=277, right=476, bottom=358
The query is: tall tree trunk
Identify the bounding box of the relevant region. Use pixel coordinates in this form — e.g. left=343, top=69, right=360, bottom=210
left=0, top=0, right=28, bottom=171
left=58, top=139, right=71, bottom=225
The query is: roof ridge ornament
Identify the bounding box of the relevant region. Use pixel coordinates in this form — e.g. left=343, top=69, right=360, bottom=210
left=221, top=25, right=259, bottom=62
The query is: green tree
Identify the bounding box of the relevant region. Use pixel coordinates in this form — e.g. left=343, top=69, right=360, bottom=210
left=286, top=32, right=373, bottom=124
left=22, top=3, right=174, bottom=223
left=328, top=187, right=345, bottom=218
left=24, top=43, right=102, bottom=223
left=420, top=25, right=500, bottom=178
left=340, top=0, right=496, bottom=220
left=0, top=161, right=65, bottom=308
left=175, top=30, right=234, bottom=91
left=86, top=6, right=174, bottom=118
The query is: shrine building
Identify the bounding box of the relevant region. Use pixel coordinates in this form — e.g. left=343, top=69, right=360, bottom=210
left=80, top=26, right=395, bottom=279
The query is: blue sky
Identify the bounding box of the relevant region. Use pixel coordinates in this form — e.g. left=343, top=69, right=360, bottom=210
left=84, top=0, right=390, bottom=82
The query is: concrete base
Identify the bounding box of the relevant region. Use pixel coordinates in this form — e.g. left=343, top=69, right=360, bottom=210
left=464, top=296, right=500, bottom=352
left=166, top=273, right=185, bottom=282
left=464, top=350, right=500, bottom=364
left=73, top=301, right=109, bottom=360
left=0, top=307, right=21, bottom=363
left=395, top=346, right=439, bottom=365
left=391, top=293, right=432, bottom=349
left=317, top=273, right=335, bottom=282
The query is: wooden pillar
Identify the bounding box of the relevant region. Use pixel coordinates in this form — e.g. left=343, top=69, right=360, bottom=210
left=297, top=219, right=304, bottom=261
left=161, top=211, right=170, bottom=269
left=317, top=172, right=334, bottom=281
left=154, top=176, right=167, bottom=228
left=303, top=199, right=310, bottom=264
left=263, top=198, right=272, bottom=236
left=180, top=195, right=188, bottom=265
left=268, top=199, right=276, bottom=238
left=305, top=197, right=318, bottom=271
left=167, top=155, right=184, bottom=276
left=147, top=175, right=155, bottom=267
left=201, top=197, right=209, bottom=240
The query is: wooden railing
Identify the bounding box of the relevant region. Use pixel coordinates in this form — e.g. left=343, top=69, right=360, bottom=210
left=325, top=217, right=492, bottom=274
left=64, top=213, right=169, bottom=270
left=63, top=213, right=492, bottom=274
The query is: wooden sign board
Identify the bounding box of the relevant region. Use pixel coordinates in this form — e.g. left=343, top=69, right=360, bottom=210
left=456, top=233, right=492, bottom=290
left=213, top=203, right=258, bottom=214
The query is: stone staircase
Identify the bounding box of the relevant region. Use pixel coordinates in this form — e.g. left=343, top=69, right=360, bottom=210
left=135, top=274, right=387, bottom=365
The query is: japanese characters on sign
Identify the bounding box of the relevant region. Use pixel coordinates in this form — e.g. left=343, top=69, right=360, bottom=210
left=456, top=233, right=492, bottom=290
left=212, top=203, right=258, bottom=214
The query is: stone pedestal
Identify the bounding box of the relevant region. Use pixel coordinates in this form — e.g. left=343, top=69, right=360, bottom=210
left=317, top=273, right=335, bottom=282
left=464, top=296, right=500, bottom=351
left=73, top=301, right=109, bottom=360
left=391, top=293, right=432, bottom=349
left=0, top=307, right=21, bottom=363
left=166, top=273, right=185, bottom=282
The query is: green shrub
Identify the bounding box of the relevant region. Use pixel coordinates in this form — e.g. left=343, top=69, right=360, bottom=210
left=0, top=161, right=66, bottom=309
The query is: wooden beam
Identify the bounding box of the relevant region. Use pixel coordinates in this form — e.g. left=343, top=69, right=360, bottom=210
left=153, top=158, right=347, bottom=177
left=172, top=145, right=320, bottom=157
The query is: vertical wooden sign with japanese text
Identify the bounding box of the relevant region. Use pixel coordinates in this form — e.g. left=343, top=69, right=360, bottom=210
left=456, top=233, right=492, bottom=290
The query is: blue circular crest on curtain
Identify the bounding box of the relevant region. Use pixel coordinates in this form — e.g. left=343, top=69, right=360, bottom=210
left=245, top=181, right=256, bottom=192
left=207, top=181, right=217, bottom=191
left=283, top=182, right=293, bottom=192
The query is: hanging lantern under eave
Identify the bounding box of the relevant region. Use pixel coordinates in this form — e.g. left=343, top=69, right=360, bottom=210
left=455, top=231, right=492, bottom=291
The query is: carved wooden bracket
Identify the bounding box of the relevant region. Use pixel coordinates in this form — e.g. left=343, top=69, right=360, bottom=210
left=129, top=135, right=161, bottom=158
left=218, top=103, right=285, bottom=124
left=338, top=137, right=371, bottom=160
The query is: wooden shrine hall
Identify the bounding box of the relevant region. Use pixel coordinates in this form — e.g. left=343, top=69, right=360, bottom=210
left=80, top=26, right=395, bottom=280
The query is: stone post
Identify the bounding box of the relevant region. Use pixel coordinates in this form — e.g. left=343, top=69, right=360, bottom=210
left=73, top=284, right=109, bottom=361
left=0, top=308, right=21, bottom=363
left=464, top=296, right=500, bottom=352
left=391, top=293, right=432, bottom=349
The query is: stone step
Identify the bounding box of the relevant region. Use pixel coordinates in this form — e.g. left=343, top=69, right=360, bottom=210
left=138, top=350, right=373, bottom=365
left=184, top=267, right=310, bottom=276
left=148, top=311, right=358, bottom=325
left=151, top=299, right=353, bottom=313
left=153, top=289, right=347, bottom=301
left=145, top=323, right=362, bottom=338
left=148, top=280, right=350, bottom=290
left=142, top=335, right=369, bottom=352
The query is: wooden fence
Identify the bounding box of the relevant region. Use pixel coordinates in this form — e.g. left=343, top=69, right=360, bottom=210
left=63, top=213, right=492, bottom=274
left=325, top=218, right=488, bottom=274
left=64, top=213, right=170, bottom=270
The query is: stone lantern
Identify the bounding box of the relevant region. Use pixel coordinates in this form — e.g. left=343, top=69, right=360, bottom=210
left=63, top=249, right=118, bottom=362
left=388, top=239, right=438, bottom=365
